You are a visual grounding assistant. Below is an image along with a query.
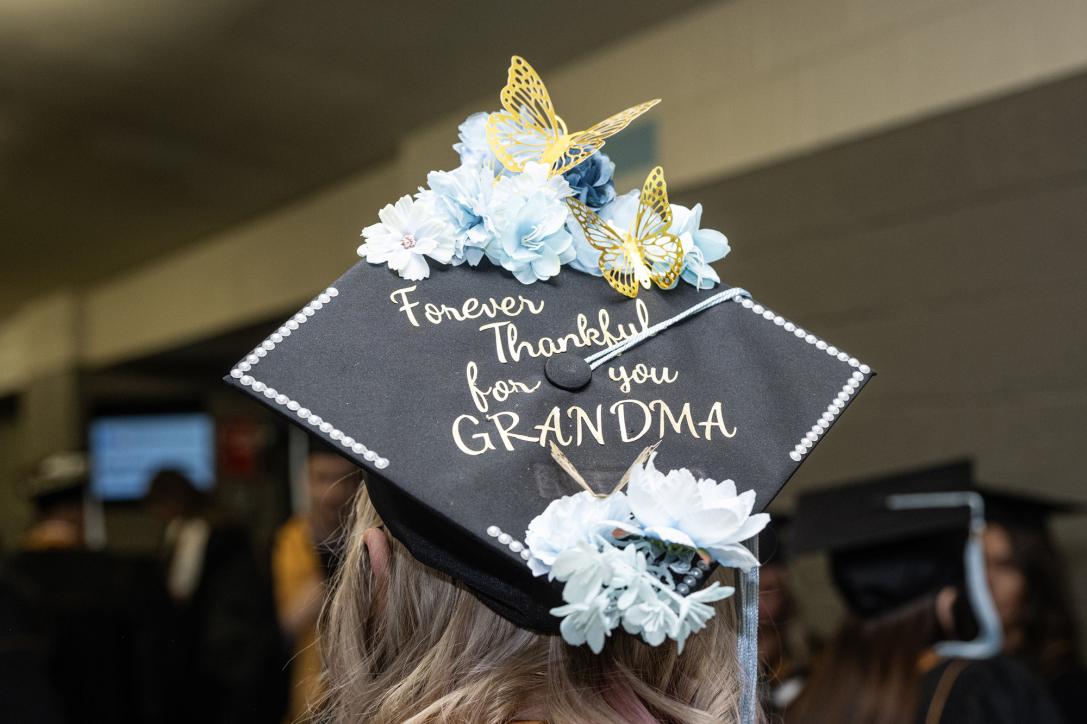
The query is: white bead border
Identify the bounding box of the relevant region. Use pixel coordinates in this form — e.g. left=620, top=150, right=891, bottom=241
left=732, top=296, right=871, bottom=462
left=229, top=287, right=340, bottom=375
left=486, top=524, right=531, bottom=560
left=228, top=287, right=390, bottom=470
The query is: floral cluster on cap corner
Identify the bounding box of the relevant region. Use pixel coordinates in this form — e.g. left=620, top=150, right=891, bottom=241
left=357, top=56, right=730, bottom=288
left=524, top=452, right=769, bottom=653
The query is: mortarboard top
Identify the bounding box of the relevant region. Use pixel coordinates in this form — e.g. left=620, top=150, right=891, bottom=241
left=791, top=459, right=975, bottom=555
left=23, top=452, right=89, bottom=504
left=975, top=486, right=1085, bottom=531
left=224, top=55, right=875, bottom=641
left=226, top=266, right=873, bottom=630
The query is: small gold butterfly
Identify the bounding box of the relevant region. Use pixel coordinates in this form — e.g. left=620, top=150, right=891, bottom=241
left=486, top=55, right=659, bottom=177
left=566, top=166, right=685, bottom=298
left=549, top=440, right=662, bottom=499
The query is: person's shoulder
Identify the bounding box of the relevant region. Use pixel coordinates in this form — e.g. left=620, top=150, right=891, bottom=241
left=272, top=516, right=315, bottom=562
left=274, top=515, right=308, bottom=544
left=922, top=655, right=1064, bottom=724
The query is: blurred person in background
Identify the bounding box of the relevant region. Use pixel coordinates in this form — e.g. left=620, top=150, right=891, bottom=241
left=272, top=441, right=362, bottom=723
left=21, top=452, right=87, bottom=551
left=786, top=462, right=1063, bottom=724
left=757, top=515, right=816, bottom=718
left=980, top=489, right=1086, bottom=722
left=2, top=453, right=171, bottom=723
left=145, top=468, right=285, bottom=724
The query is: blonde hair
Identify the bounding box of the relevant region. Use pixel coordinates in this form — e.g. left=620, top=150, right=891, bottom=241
left=319, top=487, right=748, bottom=724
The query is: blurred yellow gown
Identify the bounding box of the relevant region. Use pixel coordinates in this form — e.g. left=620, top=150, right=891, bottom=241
left=273, top=516, right=324, bottom=723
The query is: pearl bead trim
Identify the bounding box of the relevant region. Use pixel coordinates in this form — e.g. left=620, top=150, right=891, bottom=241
left=732, top=296, right=871, bottom=462
left=486, top=525, right=531, bottom=560
left=229, top=287, right=339, bottom=376
left=229, top=287, right=391, bottom=470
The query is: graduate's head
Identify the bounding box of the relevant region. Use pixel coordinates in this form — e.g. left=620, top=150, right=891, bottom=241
left=321, top=484, right=746, bottom=724
left=791, top=461, right=985, bottom=631
left=25, top=452, right=88, bottom=526
left=145, top=468, right=207, bottom=522
left=786, top=461, right=994, bottom=724
left=979, top=489, right=1083, bottom=672
left=224, top=55, right=875, bottom=724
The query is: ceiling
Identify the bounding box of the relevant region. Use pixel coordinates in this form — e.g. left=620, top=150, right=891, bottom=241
left=0, top=0, right=702, bottom=317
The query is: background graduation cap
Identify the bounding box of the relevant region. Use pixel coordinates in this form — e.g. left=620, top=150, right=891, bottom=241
left=22, top=452, right=89, bottom=509
left=793, top=459, right=1002, bottom=658
left=975, top=486, right=1086, bottom=531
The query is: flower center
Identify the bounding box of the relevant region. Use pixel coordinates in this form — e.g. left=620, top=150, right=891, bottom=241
left=400, top=233, right=417, bottom=249
left=521, top=223, right=544, bottom=250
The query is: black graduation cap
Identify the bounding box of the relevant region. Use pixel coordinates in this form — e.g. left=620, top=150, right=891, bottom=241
left=792, top=460, right=977, bottom=618
left=23, top=452, right=89, bottom=507
left=975, top=486, right=1086, bottom=531
left=225, top=260, right=874, bottom=632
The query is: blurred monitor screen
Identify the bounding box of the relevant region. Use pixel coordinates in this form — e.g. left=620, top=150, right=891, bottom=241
left=90, top=413, right=215, bottom=500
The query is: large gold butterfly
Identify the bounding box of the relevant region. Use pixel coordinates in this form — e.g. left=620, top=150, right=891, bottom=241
left=566, top=166, right=685, bottom=298
left=486, top=55, right=659, bottom=177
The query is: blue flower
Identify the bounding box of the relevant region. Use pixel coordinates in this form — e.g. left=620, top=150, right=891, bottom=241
left=487, top=162, right=576, bottom=284
left=671, top=203, right=730, bottom=289
left=562, top=152, right=616, bottom=210
left=419, top=163, right=497, bottom=266
left=453, top=112, right=499, bottom=168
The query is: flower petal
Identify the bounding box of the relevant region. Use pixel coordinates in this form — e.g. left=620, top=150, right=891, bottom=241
left=641, top=525, right=697, bottom=548
left=675, top=508, right=738, bottom=547
left=694, top=228, right=729, bottom=262
left=399, top=253, right=431, bottom=281
left=704, top=542, right=760, bottom=571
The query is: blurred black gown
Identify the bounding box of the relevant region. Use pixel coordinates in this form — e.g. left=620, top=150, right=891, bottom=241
left=0, top=549, right=173, bottom=724
left=163, top=522, right=287, bottom=724
left=917, top=655, right=1065, bottom=723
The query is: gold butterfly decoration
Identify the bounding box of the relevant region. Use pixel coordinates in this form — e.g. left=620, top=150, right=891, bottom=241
left=567, top=165, right=685, bottom=298
left=486, top=55, right=659, bottom=177
left=549, top=440, right=662, bottom=499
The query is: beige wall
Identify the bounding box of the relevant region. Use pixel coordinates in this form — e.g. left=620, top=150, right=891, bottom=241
left=47, top=0, right=1087, bottom=370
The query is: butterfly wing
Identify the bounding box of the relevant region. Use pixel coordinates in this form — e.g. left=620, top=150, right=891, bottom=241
left=549, top=442, right=596, bottom=496
left=632, top=165, right=672, bottom=241
left=599, top=247, right=646, bottom=299
left=557, top=98, right=660, bottom=176
left=566, top=198, right=642, bottom=299
left=487, top=56, right=565, bottom=172
left=566, top=197, right=624, bottom=252
left=643, top=232, right=685, bottom=290
left=611, top=440, right=663, bottom=497
left=632, top=166, right=685, bottom=290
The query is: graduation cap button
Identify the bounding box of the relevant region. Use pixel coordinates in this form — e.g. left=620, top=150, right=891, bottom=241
left=544, top=352, right=592, bottom=391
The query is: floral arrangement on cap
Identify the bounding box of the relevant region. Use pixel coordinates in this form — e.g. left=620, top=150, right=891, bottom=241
left=525, top=444, right=769, bottom=653
left=357, top=55, right=730, bottom=299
